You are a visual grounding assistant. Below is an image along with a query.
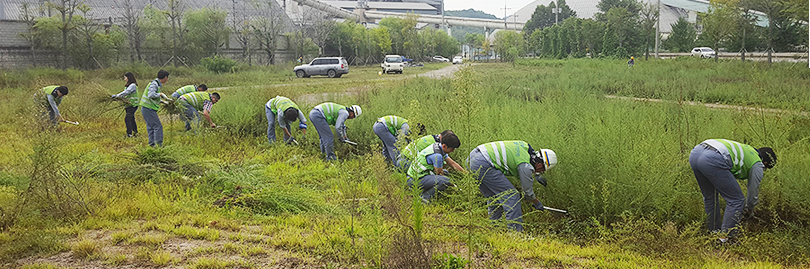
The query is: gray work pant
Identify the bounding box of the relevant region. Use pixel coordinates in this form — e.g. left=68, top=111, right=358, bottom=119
left=266, top=107, right=291, bottom=144
left=689, top=144, right=745, bottom=236
left=470, top=148, right=524, bottom=231
left=179, top=101, right=199, bottom=132
left=171, top=92, right=181, bottom=99
left=141, top=107, right=163, bottom=147
left=309, top=108, right=336, bottom=160
left=373, top=121, right=401, bottom=167
left=407, top=175, right=452, bottom=202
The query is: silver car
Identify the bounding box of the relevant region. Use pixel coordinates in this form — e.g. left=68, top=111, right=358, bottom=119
left=294, top=57, right=349, bottom=78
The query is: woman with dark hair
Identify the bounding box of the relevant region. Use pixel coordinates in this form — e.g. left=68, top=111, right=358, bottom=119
left=111, top=72, right=139, bottom=137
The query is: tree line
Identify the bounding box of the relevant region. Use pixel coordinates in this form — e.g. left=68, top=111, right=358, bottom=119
left=17, top=0, right=461, bottom=70
left=487, top=0, right=808, bottom=61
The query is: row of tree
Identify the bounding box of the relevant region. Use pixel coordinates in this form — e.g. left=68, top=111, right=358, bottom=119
left=490, top=0, right=808, bottom=61
left=17, top=0, right=462, bottom=69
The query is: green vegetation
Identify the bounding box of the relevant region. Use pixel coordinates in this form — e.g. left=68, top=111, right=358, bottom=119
left=1, top=59, right=809, bottom=268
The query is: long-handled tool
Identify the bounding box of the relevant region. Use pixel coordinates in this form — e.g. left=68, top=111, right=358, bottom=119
left=63, top=120, right=79, bottom=125
left=543, top=206, right=567, bottom=214
left=344, top=140, right=358, bottom=146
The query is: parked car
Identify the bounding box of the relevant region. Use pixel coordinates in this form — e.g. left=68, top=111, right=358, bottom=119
left=432, top=56, right=450, bottom=62
left=293, top=57, right=349, bottom=78
left=452, top=56, right=463, bottom=64
left=382, top=55, right=404, bottom=74
left=691, top=47, right=716, bottom=58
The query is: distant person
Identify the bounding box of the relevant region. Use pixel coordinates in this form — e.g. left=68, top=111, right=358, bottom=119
left=177, top=91, right=220, bottom=131
left=111, top=72, right=139, bottom=137
left=35, top=85, right=69, bottom=127
left=140, top=69, right=170, bottom=147
left=397, top=130, right=462, bottom=172
left=373, top=115, right=422, bottom=167
left=265, top=96, right=307, bottom=144
left=171, top=84, right=207, bottom=99
left=628, top=56, right=634, bottom=68
left=308, top=103, right=361, bottom=160
left=405, top=133, right=465, bottom=203
left=469, top=141, right=557, bottom=232
left=689, top=139, right=776, bottom=243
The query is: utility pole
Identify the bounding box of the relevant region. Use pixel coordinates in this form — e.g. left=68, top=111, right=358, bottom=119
left=654, top=0, right=660, bottom=59
left=441, top=0, right=445, bottom=33
left=555, top=0, right=559, bottom=25
left=501, top=2, right=510, bottom=29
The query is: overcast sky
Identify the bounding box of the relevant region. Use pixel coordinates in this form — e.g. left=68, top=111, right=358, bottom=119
left=444, top=0, right=538, bottom=19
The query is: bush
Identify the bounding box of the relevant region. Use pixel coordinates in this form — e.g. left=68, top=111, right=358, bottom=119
left=200, top=55, right=237, bottom=74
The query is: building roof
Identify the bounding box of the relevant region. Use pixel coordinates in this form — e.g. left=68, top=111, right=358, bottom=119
left=321, top=1, right=436, bottom=11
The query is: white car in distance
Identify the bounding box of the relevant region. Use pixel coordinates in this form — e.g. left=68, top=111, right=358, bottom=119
left=691, top=47, right=716, bottom=58
left=452, top=56, right=463, bottom=64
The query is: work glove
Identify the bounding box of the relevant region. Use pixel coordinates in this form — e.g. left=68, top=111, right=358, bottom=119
left=532, top=199, right=544, bottom=211
left=535, top=175, right=548, bottom=187
left=299, top=123, right=307, bottom=129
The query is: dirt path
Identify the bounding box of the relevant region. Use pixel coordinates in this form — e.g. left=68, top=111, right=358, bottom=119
left=605, top=95, right=808, bottom=116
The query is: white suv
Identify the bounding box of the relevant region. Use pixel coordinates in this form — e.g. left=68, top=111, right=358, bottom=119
left=691, top=47, right=716, bottom=58
left=452, top=56, right=463, bottom=64
left=381, top=55, right=404, bottom=74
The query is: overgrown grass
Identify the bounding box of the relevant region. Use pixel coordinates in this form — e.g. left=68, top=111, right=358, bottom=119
left=3, top=60, right=809, bottom=268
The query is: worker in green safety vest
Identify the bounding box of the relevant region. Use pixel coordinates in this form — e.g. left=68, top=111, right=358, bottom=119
left=34, top=85, right=70, bottom=126
left=177, top=91, right=220, bottom=131
left=397, top=130, right=462, bottom=172
left=689, top=139, right=776, bottom=243
left=265, top=96, right=307, bottom=144
left=111, top=72, right=139, bottom=137
left=171, top=84, right=207, bottom=99
left=140, top=70, right=170, bottom=147
left=308, top=102, right=362, bottom=160
left=405, top=132, right=465, bottom=203
left=372, top=115, right=425, bottom=167
left=469, top=141, right=557, bottom=231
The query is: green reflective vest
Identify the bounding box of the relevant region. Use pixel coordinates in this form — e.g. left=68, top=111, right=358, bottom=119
left=174, top=85, right=196, bottom=96
left=407, top=143, right=444, bottom=179
left=709, top=139, right=762, bottom=179
left=40, top=85, right=62, bottom=105
left=378, top=115, right=408, bottom=136
left=476, top=141, right=531, bottom=176
left=139, top=79, right=161, bottom=111
left=402, top=134, right=439, bottom=161
left=269, top=96, right=300, bottom=115
left=180, top=91, right=211, bottom=111
left=316, top=102, right=346, bottom=125
left=123, top=85, right=139, bottom=106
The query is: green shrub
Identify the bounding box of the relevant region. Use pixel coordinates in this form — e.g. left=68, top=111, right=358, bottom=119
left=200, top=56, right=237, bottom=74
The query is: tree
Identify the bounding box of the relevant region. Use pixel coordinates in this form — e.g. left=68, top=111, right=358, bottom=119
left=251, top=0, right=283, bottom=64
left=139, top=4, right=171, bottom=62
left=74, top=5, right=101, bottom=68
left=523, top=0, right=576, bottom=35
left=231, top=0, right=254, bottom=63
left=165, top=0, right=185, bottom=66
left=372, top=27, right=393, bottom=55
left=44, top=0, right=82, bottom=69
left=184, top=8, right=229, bottom=62
left=596, top=0, right=641, bottom=20
left=664, top=17, right=696, bottom=52
left=604, top=7, right=640, bottom=53
left=639, top=2, right=659, bottom=60
left=465, top=33, right=485, bottom=57
left=493, top=30, right=525, bottom=62
left=701, top=0, right=740, bottom=62
left=121, top=0, right=143, bottom=62
left=19, top=3, right=40, bottom=66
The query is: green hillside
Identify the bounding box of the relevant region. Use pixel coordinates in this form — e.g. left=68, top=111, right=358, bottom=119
left=444, top=9, right=500, bottom=45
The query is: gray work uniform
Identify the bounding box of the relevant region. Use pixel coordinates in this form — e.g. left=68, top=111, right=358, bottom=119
left=689, top=143, right=763, bottom=236
left=141, top=79, right=163, bottom=147
left=406, top=143, right=452, bottom=202
left=372, top=120, right=410, bottom=167
left=266, top=101, right=307, bottom=144
left=40, top=93, right=62, bottom=125
left=308, top=107, right=349, bottom=160
left=469, top=147, right=538, bottom=232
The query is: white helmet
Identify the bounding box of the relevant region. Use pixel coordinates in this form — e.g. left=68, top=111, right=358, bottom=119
left=350, top=105, right=362, bottom=117
left=541, top=149, right=557, bottom=170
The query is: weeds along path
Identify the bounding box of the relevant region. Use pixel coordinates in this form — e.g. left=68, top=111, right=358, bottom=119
left=604, top=95, right=809, bottom=117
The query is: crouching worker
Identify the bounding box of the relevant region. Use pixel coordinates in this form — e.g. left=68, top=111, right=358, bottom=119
left=405, top=133, right=465, bottom=203
left=35, top=85, right=70, bottom=127
left=689, top=139, right=776, bottom=243
left=178, top=91, right=220, bottom=131
left=469, top=141, right=557, bottom=232
left=265, top=96, right=307, bottom=144
left=308, top=103, right=361, bottom=160
left=398, top=130, right=462, bottom=172
left=171, top=84, right=207, bottom=99
left=373, top=115, right=423, bottom=167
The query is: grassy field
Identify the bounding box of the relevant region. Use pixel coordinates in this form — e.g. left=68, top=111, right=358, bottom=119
left=1, top=58, right=809, bottom=268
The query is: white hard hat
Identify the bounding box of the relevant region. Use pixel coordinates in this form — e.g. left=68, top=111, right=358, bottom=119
left=541, top=149, right=557, bottom=170
left=350, top=105, right=362, bottom=117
